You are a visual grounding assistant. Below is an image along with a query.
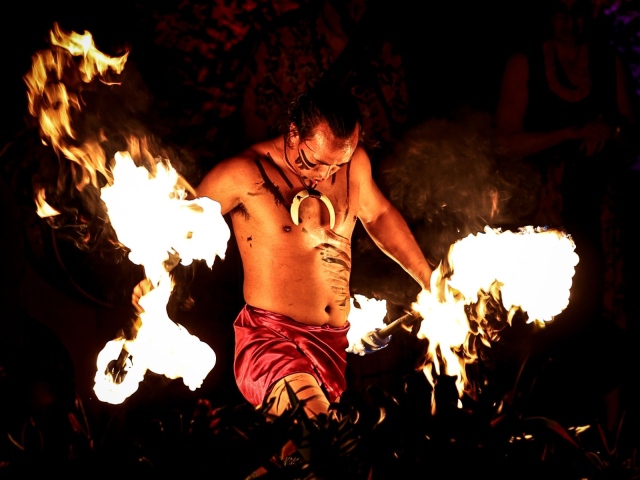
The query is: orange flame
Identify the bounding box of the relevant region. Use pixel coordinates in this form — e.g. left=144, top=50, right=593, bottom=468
left=34, top=187, right=61, bottom=218
left=24, top=24, right=230, bottom=404
left=412, top=226, right=578, bottom=412
left=92, top=149, right=229, bottom=403
left=344, top=226, right=577, bottom=413
left=94, top=273, right=218, bottom=404
left=24, top=23, right=128, bottom=195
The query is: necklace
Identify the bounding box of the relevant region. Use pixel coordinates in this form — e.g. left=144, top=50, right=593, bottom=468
left=543, top=40, right=591, bottom=102
left=284, top=139, right=336, bottom=229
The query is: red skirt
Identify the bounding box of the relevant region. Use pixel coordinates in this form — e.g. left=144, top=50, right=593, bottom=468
left=233, top=305, right=349, bottom=406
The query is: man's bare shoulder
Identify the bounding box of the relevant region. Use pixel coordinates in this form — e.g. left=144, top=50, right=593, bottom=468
left=348, top=145, right=373, bottom=178
left=196, top=139, right=278, bottom=197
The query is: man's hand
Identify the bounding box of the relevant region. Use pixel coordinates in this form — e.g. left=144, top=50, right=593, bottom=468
left=361, top=328, right=392, bottom=354
left=578, top=119, right=615, bottom=156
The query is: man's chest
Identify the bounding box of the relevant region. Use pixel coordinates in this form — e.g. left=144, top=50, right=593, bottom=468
left=234, top=176, right=358, bottom=237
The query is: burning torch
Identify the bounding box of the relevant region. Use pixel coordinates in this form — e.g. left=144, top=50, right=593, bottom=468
left=359, top=310, right=423, bottom=353
left=92, top=153, right=229, bottom=404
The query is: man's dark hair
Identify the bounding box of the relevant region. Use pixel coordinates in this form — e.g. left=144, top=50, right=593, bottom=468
left=278, top=78, right=364, bottom=145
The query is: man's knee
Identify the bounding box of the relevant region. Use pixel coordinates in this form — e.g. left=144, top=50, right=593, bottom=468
left=266, top=372, right=329, bottom=417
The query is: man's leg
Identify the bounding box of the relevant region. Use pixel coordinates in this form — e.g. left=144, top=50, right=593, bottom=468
left=266, top=372, right=330, bottom=418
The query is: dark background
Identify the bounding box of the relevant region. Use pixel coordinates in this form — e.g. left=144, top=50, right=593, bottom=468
left=0, top=0, right=546, bottom=149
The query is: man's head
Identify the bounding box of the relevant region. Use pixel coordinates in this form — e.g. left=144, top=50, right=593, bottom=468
left=286, top=79, right=363, bottom=144
left=545, top=0, right=594, bottom=44
left=282, top=80, right=363, bottom=185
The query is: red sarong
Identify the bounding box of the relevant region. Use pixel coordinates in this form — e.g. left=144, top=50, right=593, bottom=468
left=233, top=304, right=350, bottom=406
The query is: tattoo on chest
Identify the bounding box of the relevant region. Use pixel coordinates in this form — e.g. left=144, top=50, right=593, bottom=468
left=317, top=242, right=351, bottom=308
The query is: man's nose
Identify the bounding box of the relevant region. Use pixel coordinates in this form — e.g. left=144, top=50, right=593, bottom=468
left=319, top=165, right=335, bottom=180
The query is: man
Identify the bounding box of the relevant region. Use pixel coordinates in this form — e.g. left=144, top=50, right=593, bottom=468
left=194, top=79, right=432, bottom=417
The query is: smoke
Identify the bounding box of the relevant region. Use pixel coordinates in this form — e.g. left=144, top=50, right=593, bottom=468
left=17, top=28, right=200, bottom=257
left=377, top=108, right=541, bottom=267
left=351, top=108, right=541, bottom=306
left=0, top=24, right=207, bottom=308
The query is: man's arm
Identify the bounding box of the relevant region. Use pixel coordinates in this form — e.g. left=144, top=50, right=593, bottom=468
left=355, top=150, right=433, bottom=291
left=495, top=52, right=630, bottom=159
left=495, top=53, right=581, bottom=159
left=195, top=154, right=254, bottom=214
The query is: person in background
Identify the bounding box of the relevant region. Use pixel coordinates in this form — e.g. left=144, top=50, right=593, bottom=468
left=190, top=77, right=432, bottom=418
left=494, top=0, right=639, bottom=433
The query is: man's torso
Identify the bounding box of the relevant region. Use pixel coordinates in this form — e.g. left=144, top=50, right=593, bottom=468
left=228, top=139, right=363, bottom=327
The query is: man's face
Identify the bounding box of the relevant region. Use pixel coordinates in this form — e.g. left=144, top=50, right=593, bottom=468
left=291, top=121, right=359, bottom=186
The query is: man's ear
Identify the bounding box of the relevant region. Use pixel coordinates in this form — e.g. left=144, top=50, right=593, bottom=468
left=286, top=123, right=299, bottom=148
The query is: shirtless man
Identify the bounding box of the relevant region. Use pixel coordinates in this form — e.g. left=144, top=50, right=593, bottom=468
left=186, top=80, right=432, bottom=417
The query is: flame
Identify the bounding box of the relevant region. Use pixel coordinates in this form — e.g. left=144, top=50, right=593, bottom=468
left=412, top=226, right=578, bottom=412
left=100, top=151, right=229, bottom=284
left=34, top=188, right=61, bottom=217
left=93, top=273, right=218, bottom=404
left=441, top=226, right=578, bottom=324
left=24, top=22, right=128, bottom=191
left=94, top=338, right=146, bottom=405
left=92, top=151, right=229, bottom=403
left=345, top=294, right=388, bottom=355
left=24, top=24, right=230, bottom=404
